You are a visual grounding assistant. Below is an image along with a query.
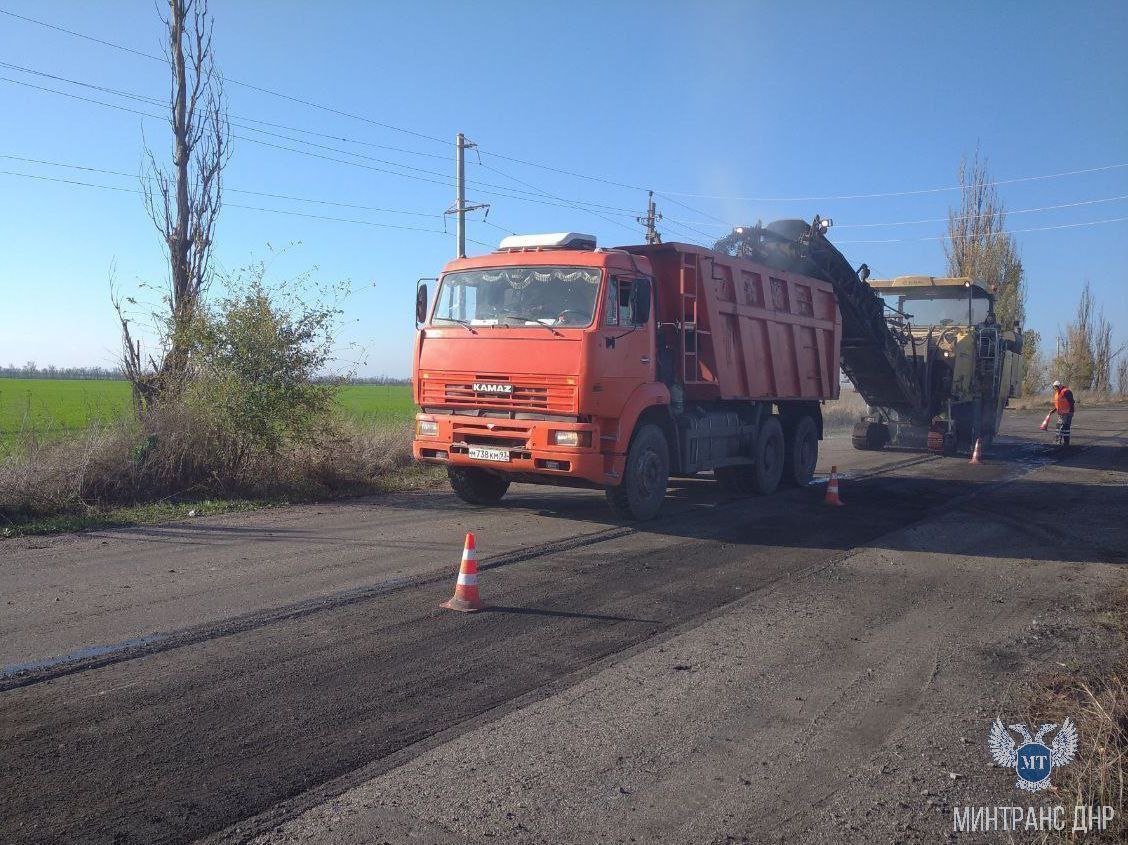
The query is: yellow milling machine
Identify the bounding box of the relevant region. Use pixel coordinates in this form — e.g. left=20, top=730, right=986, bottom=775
left=851, top=275, right=1023, bottom=455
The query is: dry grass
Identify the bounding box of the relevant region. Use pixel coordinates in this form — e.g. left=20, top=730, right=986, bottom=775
left=0, top=401, right=424, bottom=526
left=1008, top=390, right=1128, bottom=412
left=823, top=388, right=868, bottom=432
left=1026, top=590, right=1128, bottom=842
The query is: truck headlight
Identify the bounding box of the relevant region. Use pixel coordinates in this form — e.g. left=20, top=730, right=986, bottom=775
left=550, top=430, right=590, bottom=447
left=417, top=420, right=438, bottom=438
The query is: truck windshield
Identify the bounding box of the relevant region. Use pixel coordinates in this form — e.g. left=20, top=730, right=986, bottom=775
left=886, top=292, right=992, bottom=326
left=432, top=266, right=602, bottom=328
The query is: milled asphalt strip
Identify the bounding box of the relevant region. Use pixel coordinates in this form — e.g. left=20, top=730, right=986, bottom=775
left=0, top=525, right=625, bottom=692
left=204, top=446, right=1062, bottom=845
left=0, top=449, right=949, bottom=693
left=202, top=532, right=874, bottom=845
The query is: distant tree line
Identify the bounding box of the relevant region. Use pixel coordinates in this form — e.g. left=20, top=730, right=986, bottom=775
left=331, top=375, right=411, bottom=385
left=1, top=363, right=126, bottom=380
left=1, top=362, right=409, bottom=385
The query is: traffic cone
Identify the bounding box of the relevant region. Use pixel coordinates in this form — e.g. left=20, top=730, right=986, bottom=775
left=824, top=466, right=845, bottom=507
left=1039, top=411, right=1053, bottom=431
left=969, top=438, right=983, bottom=464
left=441, top=532, right=483, bottom=612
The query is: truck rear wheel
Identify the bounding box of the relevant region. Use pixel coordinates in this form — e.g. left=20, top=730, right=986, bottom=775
left=783, top=415, right=818, bottom=487
left=752, top=415, right=785, bottom=495
left=606, top=424, right=669, bottom=521
left=448, top=466, right=511, bottom=505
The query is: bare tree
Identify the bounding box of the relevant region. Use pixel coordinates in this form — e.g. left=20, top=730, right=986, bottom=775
left=1020, top=329, right=1048, bottom=396
left=945, top=148, right=1026, bottom=329
left=1091, top=307, right=1113, bottom=393
left=1116, top=354, right=1128, bottom=396
left=1052, top=281, right=1096, bottom=389
left=122, top=0, right=229, bottom=412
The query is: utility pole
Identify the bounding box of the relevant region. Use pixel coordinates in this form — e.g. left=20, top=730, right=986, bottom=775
left=446, top=133, right=489, bottom=258
left=637, top=190, right=662, bottom=244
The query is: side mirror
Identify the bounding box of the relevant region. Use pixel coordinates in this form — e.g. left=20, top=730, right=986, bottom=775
left=629, top=277, right=652, bottom=325
left=415, top=280, right=429, bottom=327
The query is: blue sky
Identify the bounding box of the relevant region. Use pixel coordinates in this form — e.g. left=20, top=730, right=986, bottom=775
left=1, top=0, right=1125, bottom=377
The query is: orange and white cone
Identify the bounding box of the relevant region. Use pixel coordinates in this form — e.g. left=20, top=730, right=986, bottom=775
left=1039, top=411, right=1053, bottom=431
left=442, top=532, right=483, bottom=612
left=969, top=437, right=983, bottom=464
left=824, top=466, right=845, bottom=507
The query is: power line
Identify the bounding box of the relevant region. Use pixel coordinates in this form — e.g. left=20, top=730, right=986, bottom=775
left=2, top=166, right=503, bottom=249
left=0, top=168, right=448, bottom=234
left=7, top=166, right=1126, bottom=252
left=653, top=163, right=1128, bottom=202
left=0, top=59, right=453, bottom=161
left=0, top=74, right=644, bottom=219
left=834, top=216, right=1128, bottom=244
left=645, top=194, right=719, bottom=242
left=0, top=66, right=645, bottom=214
left=476, top=159, right=639, bottom=236
left=0, top=7, right=449, bottom=145
left=0, top=153, right=446, bottom=218
left=649, top=193, right=1128, bottom=230
left=833, top=194, right=1128, bottom=229
left=7, top=7, right=1128, bottom=209
left=654, top=193, right=729, bottom=227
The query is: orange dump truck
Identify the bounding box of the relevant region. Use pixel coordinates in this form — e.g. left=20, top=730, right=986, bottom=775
left=412, top=231, right=842, bottom=519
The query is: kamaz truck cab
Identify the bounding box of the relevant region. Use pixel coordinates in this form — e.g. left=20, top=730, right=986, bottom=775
left=851, top=275, right=1022, bottom=454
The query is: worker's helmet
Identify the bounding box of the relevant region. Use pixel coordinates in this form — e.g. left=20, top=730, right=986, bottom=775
left=1052, top=380, right=1062, bottom=388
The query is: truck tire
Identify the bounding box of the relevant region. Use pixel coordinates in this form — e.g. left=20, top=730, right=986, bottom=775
left=606, top=424, right=669, bottom=521
left=783, top=415, right=818, bottom=487
left=851, top=420, right=888, bottom=451
left=752, top=415, right=785, bottom=495
left=448, top=466, right=510, bottom=505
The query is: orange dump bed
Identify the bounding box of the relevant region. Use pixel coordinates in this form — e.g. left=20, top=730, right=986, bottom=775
left=624, top=243, right=842, bottom=402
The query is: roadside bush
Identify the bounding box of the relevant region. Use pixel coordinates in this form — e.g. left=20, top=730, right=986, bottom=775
left=0, top=410, right=416, bottom=523
left=0, top=263, right=429, bottom=525
left=187, top=267, right=340, bottom=466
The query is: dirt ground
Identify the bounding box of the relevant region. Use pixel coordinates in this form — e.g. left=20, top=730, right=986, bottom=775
left=1, top=406, right=1125, bottom=844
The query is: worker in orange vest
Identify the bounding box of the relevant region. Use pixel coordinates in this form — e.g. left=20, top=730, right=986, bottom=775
left=1051, top=380, right=1075, bottom=445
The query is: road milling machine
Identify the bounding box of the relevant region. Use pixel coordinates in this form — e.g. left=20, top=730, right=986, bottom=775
left=851, top=275, right=1022, bottom=453
left=714, top=221, right=1023, bottom=456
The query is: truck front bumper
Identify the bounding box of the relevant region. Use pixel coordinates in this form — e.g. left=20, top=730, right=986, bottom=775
left=412, top=412, right=623, bottom=486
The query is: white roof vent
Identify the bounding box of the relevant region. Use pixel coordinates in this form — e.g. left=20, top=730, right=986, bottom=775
left=498, top=232, right=597, bottom=251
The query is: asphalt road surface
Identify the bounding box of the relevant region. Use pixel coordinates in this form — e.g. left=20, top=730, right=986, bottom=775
left=2, top=407, right=1126, bottom=844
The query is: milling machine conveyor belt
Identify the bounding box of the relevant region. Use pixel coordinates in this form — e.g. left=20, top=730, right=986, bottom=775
left=718, top=219, right=928, bottom=423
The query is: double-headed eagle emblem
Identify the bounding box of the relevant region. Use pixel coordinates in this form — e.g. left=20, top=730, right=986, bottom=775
left=988, top=718, right=1078, bottom=791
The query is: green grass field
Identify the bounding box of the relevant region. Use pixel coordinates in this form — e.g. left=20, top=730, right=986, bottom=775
left=335, top=384, right=417, bottom=424
left=0, top=379, right=134, bottom=438
left=0, top=378, right=416, bottom=445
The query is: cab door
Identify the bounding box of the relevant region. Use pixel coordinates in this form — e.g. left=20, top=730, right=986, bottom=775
left=591, top=274, right=655, bottom=417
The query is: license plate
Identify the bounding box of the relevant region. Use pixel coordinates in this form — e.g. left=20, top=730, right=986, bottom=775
left=468, top=445, right=511, bottom=463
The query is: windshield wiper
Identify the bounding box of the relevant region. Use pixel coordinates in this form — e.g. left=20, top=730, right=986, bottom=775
left=434, top=317, right=477, bottom=334
left=500, top=315, right=562, bottom=336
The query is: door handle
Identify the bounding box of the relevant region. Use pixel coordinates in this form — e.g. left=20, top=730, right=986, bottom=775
left=641, top=356, right=651, bottom=364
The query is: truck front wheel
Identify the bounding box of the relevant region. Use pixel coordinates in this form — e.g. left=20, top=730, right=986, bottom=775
left=606, top=424, right=669, bottom=521
left=448, top=466, right=511, bottom=505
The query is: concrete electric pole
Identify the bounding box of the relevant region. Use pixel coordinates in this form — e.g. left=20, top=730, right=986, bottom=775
left=446, top=133, right=490, bottom=258
left=637, top=190, right=662, bottom=244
